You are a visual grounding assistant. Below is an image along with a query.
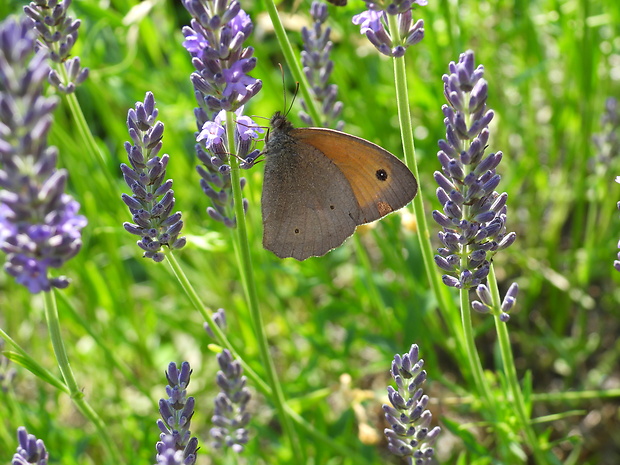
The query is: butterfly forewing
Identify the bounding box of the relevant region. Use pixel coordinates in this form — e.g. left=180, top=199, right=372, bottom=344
left=292, top=128, right=418, bottom=224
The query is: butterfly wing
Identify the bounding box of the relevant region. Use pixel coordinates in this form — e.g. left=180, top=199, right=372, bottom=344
left=293, top=128, right=417, bottom=225
left=262, top=141, right=359, bottom=260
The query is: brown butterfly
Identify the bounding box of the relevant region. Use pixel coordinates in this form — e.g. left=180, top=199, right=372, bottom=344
left=261, top=112, right=417, bottom=260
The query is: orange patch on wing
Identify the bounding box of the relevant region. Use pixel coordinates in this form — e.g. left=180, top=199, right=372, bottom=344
left=377, top=201, right=393, bottom=216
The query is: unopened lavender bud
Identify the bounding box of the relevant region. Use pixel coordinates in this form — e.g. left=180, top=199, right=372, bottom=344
left=497, top=232, right=517, bottom=250
left=12, top=427, right=48, bottom=465
left=442, top=275, right=461, bottom=288
left=471, top=300, right=490, bottom=313
left=204, top=308, right=227, bottom=338
left=475, top=284, right=493, bottom=306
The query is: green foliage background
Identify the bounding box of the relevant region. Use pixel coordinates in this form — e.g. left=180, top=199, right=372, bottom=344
left=1, top=0, right=619, bottom=464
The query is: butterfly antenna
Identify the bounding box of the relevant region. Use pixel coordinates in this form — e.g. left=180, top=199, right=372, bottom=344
left=285, top=82, right=300, bottom=118
left=278, top=63, right=298, bottom=118
left=279, top=63, right=287, bottom=114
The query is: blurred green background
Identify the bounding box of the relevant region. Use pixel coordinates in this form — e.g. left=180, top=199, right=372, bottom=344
left=1, top=0, right=619, bottom=463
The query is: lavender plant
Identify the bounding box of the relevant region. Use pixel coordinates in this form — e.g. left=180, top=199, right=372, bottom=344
left=23, top=0, right=89, bottom=94
left=433, top=50, right=516, bottom=290
left=383, top=344, right=441, bottom=464
left=181, top=0, right=262, bottom=227
left=12, top=427, right=48, bottom=465
left=210, top=348, right=251, bottom=453
left=299, top=1, right=344, bottom=130
left=156, top=362, right=199, bottom=464
left=0, top=16, right=86, bottom=293
left=121, top=91, right=186, bottom=262
left=352, top=0, right=426, bottom=58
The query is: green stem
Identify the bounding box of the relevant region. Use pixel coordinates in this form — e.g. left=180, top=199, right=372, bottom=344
left=262, top=0, right=322, bottom=124
left=58, top=65, right=115, bottom=188
left=458, top=284, right=493, bottom=408
left=0, top=326, right=67, bottom=393
left=43, top=290, right=121, bottom=464
left=388, top=15, right=464, bottom=359
left=165, top=251, right=271, bottom=396
left=225, top=112, right=303, bottom=462
left=353, top=235, right=391, bottom=325
left=488, top=269, right=550, bottom=464
left=167, top=251, right=365, bottom=458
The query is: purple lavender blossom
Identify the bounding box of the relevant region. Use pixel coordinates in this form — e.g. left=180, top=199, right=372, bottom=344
left=472, top=282, right=518, bottom=322
left=182, top=0, right=262, bottom=227
left=210, top=349, right=251, bottom=453
left=433, top=50, right=516, bottom=289
left=204, top=308, right=227, bottom=339
left=352, top=0, right=426, bottom=58
left=23, top=0, right=89, bottom=94
left=182, top=2, right=260, bottom=115
left=155, top=435, right=188, bottom=465
left=122, top=92, right=186, bottom=262
left=194, top=105, right=260, bottom=227
left=383, top=344, right=441, bottom=464
left=299, top=1, right=344, bottom=130
left=156, top=362, right=199, bottom=464
left=0, top=16, right=86, bottom=293
left=12, top=427, right=48, bottom=465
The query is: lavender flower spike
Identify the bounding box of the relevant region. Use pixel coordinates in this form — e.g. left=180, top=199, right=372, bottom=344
left=122, top=92, right=186, bottom=262
left=353, top=0, right=426, bottom=58
left=433, top=50, right=516, bottom=290
left=0, top=16, right=87, bottom=293
left=156, top=362, right=199, bottom=465
left=12, top=427, right=48, bottom=465
left=299, top=1, right=344, bottom=130
left=182, top=0, right=262, bottom=227
left=210, top=349, right=251, bottom=453
left=383, top=344, right=441, bottom=464
left=23, top=0, right=89, bottom=94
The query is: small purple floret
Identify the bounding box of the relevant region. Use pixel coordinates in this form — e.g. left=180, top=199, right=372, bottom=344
left=12, top=426, right=48, bottom=465
left=353, top=0, right=425, bottom=57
